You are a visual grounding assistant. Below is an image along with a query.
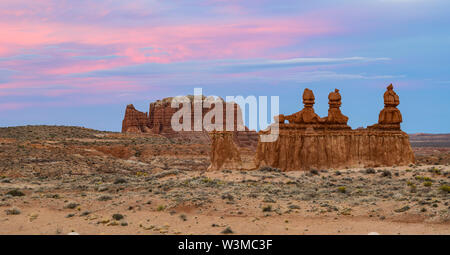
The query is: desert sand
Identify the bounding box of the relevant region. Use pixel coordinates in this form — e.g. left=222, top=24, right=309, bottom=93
left=0, top=126, right=448, bottom=235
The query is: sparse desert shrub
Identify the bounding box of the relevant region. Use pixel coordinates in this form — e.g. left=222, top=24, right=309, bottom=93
left=221, top=193, right=234, bottom=201
left=262, top=205, right=272, bottom=212
left=440, top=185, right=450, bottom=193
left=258, top=166, right=281, bottom=172
left=429, top=167, right=441, bottom=175
left=288, top=205, right=300, bottom=210
left=394, top=205, right=410, bottom=213
left=365, top=168, right=376, bottom=174
left=157, top=205, right=166, bottom=211
left=135, top=150, right=142, bottom=157
left=112, top=214, right=124, bottom=221
left=201, top=177, right=213, bottom=183
left=136, top=171, right=147, bottom=177
left=179, top=214, right=187, bottom=221
left=97, top=195, right=112, bottom=201
left=113, top=178, right=127, bottom=184
left=221, top=227, right=233, bottom=234
left=415, top=176, right=432, bottom=182
left=310, top=169, right=319, bottom=175
left=340, top=208, right=352, bottom=215
left=337, top=186, right=346, bottom=193
left=381, top=170, right=392, bottom=177
left=6, top=189, right=25, bottom=197
left=423, top=181, right=432, bottom=187
left=5, top=208, right=21, bottom=215
left=64, top=202, right=79, bottom=209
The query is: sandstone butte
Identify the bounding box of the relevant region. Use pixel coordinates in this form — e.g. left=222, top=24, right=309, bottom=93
left=121, top=96, right=258, bottom=147
left=209, top=84, right=415, bottom=171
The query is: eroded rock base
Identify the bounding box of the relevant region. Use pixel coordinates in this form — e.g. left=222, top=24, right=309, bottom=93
left=256, top=129, right=415, bottom=171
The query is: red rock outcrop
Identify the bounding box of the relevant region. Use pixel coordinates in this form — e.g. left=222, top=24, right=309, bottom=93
left=122, top=104, right=151, bottom=133
left=122, top=96, right=258, bottom=147
left=368, top=84, right=403, bottom=130
left=255, top=129, right=414, bottom=171
left=278, top=88, right=323, bottom=125
left=323, top=89, right=349, bottom=125
left=253, top=85, right=415, bottom=171
left=207, top=131, right=243, bottom=171
left=146, top=96, right=245, bottom=134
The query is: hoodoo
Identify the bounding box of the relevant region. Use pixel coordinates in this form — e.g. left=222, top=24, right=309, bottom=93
left=208, top=84, right=415, bottom=171
left=254, top=84, right=415, bottom=171
left=368, top=83, right=403, bottom=130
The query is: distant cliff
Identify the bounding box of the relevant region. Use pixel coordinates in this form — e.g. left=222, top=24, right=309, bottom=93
left=122, top=96, right=258, bottom=147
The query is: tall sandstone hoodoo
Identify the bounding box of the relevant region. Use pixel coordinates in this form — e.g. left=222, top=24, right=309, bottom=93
left=254, top=84, right=415, bottom=171
left=208, top=84, right=415, bottom=171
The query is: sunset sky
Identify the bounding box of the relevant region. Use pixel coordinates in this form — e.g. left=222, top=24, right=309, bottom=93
left=0, top=0, right=449, bottom=133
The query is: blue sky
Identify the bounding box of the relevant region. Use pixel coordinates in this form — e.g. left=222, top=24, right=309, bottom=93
left=0, top=0, right=449, bottom=133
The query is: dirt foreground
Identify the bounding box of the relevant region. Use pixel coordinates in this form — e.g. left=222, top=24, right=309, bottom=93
left=1, top=166, right=449, bottom=235
left=0, top=126, right=448, bottom=235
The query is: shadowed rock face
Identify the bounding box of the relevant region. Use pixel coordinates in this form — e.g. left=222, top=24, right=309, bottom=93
left=209, top=84, right=415, bottom=171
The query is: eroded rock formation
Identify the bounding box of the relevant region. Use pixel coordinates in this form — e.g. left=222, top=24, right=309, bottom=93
left=122, top=104, right=151, bottom=133
left=122, top=96, right=258, bottom=147
left=368, top=84, right=403, bottom=130
left=208, top=131, right=243, bottom=171
left=278, top=88, right=323, bottom=125
left=255, top=129, right=414, bottom=171
left=323, top=89, right=349, bottom=125
left=253, top=84, right=415, bottom=171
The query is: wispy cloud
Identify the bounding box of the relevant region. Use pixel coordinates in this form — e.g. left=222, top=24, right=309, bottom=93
left=75, top=56, right=391, bottom=77
left=0, top=0, right=449, bottom=133
left=218, top=57, right=391, bottom=72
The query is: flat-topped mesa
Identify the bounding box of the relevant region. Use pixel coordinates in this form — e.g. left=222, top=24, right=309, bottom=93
left=122, top=96, right=259, bottom=147
left=148, top=96, right=246, bottom=134
left=368, top=84, right=403, bottom=130
left=122, top=96, right=246, bottom=134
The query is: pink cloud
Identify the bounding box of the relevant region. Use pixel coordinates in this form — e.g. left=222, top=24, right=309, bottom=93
left=0, top=102, right=32, bottom=111
left=0, top=2, right=350, bottom=112
left=0, top=14, right=341, bottom=61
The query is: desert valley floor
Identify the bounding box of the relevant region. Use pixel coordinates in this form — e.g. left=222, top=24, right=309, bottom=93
left=0, top=126, right=449, bottom=235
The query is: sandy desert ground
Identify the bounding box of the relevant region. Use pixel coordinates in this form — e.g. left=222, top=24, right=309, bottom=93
left=0, top=126, right=448, bottom=235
